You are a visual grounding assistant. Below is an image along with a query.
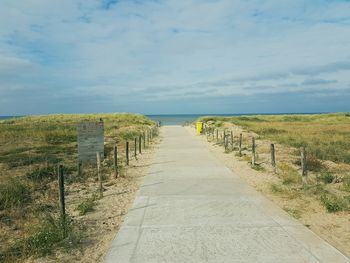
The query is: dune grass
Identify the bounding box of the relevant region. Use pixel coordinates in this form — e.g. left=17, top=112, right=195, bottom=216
left=0, top=113, right=156, bottom=261
left=200, top=113, right=350, bottom=214
left=200, top=113, right=350, bottom=164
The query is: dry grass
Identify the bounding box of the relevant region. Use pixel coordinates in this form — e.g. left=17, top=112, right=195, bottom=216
left=195, top=114, right=350, bottom=256
left=0, top=113, right=156, bottom=262
left=200, top=113, right=350, bottom=163
left=199, top=113, right=350, bottom=214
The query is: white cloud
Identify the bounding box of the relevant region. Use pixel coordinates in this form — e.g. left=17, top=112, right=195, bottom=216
left=0, top=0, right=350, bottom=114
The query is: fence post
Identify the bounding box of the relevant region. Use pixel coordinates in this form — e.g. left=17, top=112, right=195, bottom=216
left=143, top=132, right=146, bottom=149
left=126, top=141, right=129, bottom=166
left=300, top=147, right=307, bottom=179
left=252, top=137, right=256, bottom=166
left=134, top=138, right=137, bottom=160
left=271, top=144, right=276, bottom=173
left=139, top=135, right=142, bottom=154
left=114, top=143, right=118, bottom=178
left=97, top=152, right=103, bottom=198
left=230, top=131, right=233, bottom=149
left=239, top=133, right=243, bottom=157
left=58, top=164, right=66, bottom=237
left=216, top=129, right=219, bottom=143
left=77, top=160, right=82, bottom=177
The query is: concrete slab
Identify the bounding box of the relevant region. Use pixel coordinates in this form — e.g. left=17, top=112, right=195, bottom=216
left=104, top=126, right=350, bottom=263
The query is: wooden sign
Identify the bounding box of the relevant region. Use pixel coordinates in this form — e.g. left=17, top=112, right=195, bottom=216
left=77, top=121, right=104, bottom=161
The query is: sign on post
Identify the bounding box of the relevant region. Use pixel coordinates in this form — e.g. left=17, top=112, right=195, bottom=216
left=77, top=121, right=104, bottom=161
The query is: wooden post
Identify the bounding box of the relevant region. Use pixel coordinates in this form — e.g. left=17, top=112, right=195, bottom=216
left=301, top=147, right=307, bottom=178
left=271, top=144, right=276, bottom=173
left=58, top=164, right=66, bottom=236
left=77, top=160, right=82, bottom=177
left=97, top=152, right=103, bottom=198
left=252, top=137, right=256, bottom=166
left=230, top=131, right=233, bottom=149
left=216, top=129, right=219, bottom=143
left=143, top=132, right=146, bottom=149
left=224, top=134, right=228, bottom=152
left=139, top=135, right=142, bottom=154
left=239, top=133, right=242, bottom=157
left=113, top=143, right=118, bottom=178
left=134, top=138, right=137, bottom=160
left=126, top=141, right=129, bottom=166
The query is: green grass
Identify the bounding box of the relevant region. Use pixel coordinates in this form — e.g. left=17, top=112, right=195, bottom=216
left=317, top=172, right=335, bottom=184
left=1, top=215, right=81, bottom=261
left=0, top=177, right=31, bottom=210
left=320, top=194, right=349, bottom=213
left=0, top=113, right=156, bottom=261
left=76, top=195, right=97, bottom=215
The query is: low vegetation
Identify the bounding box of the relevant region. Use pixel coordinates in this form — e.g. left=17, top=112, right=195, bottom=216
left=200, top=113, right=350, bottom=214
left=0, top=113, right=156, bottom=262
left=200, top=113, right=350, bottom=163
left=76, top=195, right=97, bottom=215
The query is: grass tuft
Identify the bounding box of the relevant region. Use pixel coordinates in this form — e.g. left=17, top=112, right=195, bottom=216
left=0, top=177, right=31, bottom=210
left=1, top=215, right=81, bottom=260
left=320, top=194, right=347, bottom=213
left=76, top=195, right=97, bottom=215
left=277, top=162, right=301, bottom=185
left=317, top=172, right=335, bottom=184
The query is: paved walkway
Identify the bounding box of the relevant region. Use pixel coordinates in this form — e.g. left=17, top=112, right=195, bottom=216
left=104, top=126, right=349, bottom=263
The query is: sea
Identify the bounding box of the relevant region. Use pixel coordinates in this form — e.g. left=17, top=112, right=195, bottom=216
left=147, top=114, right=234, bottom=125
left=0, top=116, right=22, bottom=120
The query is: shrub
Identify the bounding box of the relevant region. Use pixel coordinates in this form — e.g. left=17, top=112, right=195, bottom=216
left=0, top=177, right=31, bottom=210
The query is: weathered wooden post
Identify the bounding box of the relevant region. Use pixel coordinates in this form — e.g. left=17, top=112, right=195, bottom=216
left=126, top=141, right=129, bottom=166
left=77, top=160, right=82, bottom=177
left=216, top=129, right=219, bottom=143
left=230, top=131, right=233, bottom=150
left=139, top=135, right=142, bottom=154
left=252, top=137, right=256, bottom=166
left=300, top=147, right=307, bottom=179
left=58, top=164, right=66, bottom=236
left=271, top=144, right=276, bottom=173
left=113, top=143, right=118, bottom=178
left=97, top=152, right=103, bottom=198
left=134, top=138, right=137, bottom=160
left=239, top=133, right=243, bottom=157
left=143, top=132, right=146, bottom=149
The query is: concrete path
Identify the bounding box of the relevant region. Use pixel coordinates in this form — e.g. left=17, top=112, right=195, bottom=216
left=104, top=126, right=349, bottom=263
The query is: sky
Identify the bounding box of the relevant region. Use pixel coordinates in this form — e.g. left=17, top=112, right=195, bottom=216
left=1, top=0, right=350, bottom=115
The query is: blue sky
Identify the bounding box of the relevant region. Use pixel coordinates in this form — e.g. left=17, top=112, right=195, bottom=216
left=1, top=0, right=350, bottom=115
